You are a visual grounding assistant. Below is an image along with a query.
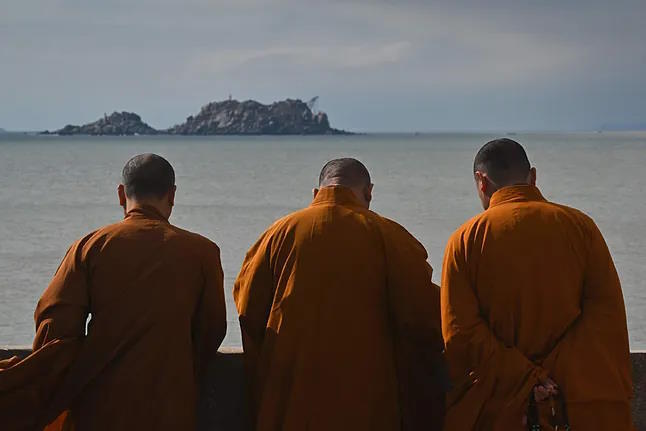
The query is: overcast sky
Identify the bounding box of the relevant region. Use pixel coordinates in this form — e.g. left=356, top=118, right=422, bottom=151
left=2, top=0, right=645, bottom=132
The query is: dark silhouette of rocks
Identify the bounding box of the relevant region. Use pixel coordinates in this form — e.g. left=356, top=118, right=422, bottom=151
left=167, top=99, right=346, bottom=135
left=44, top=98, right=349, bottom=135
left=50, top=112, right=158, bottom=136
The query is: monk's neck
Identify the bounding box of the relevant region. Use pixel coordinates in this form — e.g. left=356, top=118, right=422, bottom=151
left=124, top=200, right=171, bottom=220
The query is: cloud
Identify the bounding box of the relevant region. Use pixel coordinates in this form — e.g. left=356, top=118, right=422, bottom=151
left=1, top=0, right=645, bottom=130
left=187, top=41, right=413, bottom=74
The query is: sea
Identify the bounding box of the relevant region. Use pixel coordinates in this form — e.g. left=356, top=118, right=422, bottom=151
left=0, top=132, right=645, bottom=349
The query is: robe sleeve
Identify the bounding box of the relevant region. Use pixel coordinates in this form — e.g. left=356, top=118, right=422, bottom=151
left=542, top=217, right=632, bottom=403
left=381, top=220, right=443, bottom=348
left=441, top=232, right=547, bottom=425
left=34, top=239, right=90, bottom=348
left=233, top=230, right=275, bottom=408
left=380, top=219, right=446, bottom=430
left=193, top=242, right=227, bottom=379
left=0, top=239, right=89, bottom=430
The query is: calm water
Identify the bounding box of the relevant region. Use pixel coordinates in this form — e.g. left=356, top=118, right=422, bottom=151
left=0, top=133, right=645, bottom=348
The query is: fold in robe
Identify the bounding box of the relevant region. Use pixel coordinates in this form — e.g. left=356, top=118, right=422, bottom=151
left=0, top=206, right=226, bottom=431
left=441, top=185, right=634, bottom=430
left=234, top=186, right=446, bottom=431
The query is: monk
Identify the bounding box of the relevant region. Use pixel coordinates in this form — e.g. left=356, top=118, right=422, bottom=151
left=0, top=154, right=226, bottom=430
left=441, top=138, right=634, bottom=430
left=234, top=158, right=446, bottom=431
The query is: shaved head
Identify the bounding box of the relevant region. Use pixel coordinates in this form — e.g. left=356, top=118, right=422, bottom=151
left=122, top=153, right=175, bottom=200
left=319, top=158, right=371, bottom=188
left=473, top=138, right=531, bottom=186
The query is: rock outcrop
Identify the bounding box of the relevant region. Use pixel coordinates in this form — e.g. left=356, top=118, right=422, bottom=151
left=168, top=99, right=346, bottom=135
left=52, top=112, right=157, bottom=136
left=44, top=99, right=349, bottom=135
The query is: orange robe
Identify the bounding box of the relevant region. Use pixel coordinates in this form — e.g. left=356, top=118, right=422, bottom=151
left=441, top=185, right=634, bottom=430
left=234, top=186, right=446, bottom=431
left=0, top=206, right=226, bottom=430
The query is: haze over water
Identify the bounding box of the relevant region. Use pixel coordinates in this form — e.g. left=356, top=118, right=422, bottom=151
left=0, top=133, right=644, bottom=348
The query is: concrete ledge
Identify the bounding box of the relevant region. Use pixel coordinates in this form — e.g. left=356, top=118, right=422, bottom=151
left=0, top=346, right=31, bottom=359
left=1, top=347, right=644, bottom=430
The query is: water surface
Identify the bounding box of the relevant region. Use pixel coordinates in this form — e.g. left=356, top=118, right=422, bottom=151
left=0, top=133, right=644, bottom=348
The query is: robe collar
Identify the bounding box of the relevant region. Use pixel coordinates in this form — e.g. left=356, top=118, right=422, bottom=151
left=125, top=205, right=169, bottom=223
left=310, top=186, right=364, bottom=208
left=489, top=184, right=547, bottom=209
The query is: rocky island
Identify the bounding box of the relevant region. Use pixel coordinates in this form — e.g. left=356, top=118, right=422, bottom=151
left=167, top=99, right=344, bottom=135
left=46, top=112, right=157, bottom=136
left=44, top=98, right=348, bottom=136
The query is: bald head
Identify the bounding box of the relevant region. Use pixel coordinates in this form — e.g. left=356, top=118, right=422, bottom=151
left=473, top=138, right=531, bottom=186
left=318, top=158, right=371, bottom=188
left=122, top=153, right=175, bottom=200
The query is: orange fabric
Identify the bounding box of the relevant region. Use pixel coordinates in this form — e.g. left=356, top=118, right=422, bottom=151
left=0, top=206, right=226, bottom=430
left=234, top=186, right=445, bottom=431
left=441, top=185, right=634, bottom=430
left=43, top=411, right=74, bottom=431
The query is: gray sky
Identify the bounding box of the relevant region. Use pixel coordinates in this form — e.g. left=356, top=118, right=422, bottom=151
left=2, top=0, right=645, bottom=132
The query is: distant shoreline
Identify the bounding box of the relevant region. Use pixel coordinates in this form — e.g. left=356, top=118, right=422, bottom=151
left=3, top=130, right=646, bottom=136
left=34, top=98, right=352, bottom=136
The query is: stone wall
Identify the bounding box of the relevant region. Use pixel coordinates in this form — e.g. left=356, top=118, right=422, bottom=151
left=1, top=347, right=644, bottom=430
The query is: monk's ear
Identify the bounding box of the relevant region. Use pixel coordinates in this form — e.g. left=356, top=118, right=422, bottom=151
left=168, top=185, right=177, bottom=207
left=312, top=188, right=319, bottom=200
left=474, top=171, right=487, bottom=193
left=529, top=167, right=537, bottom=186
left=117, top=184, right=127, bottom=207
left=365, top=183, right=373, bottom=204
